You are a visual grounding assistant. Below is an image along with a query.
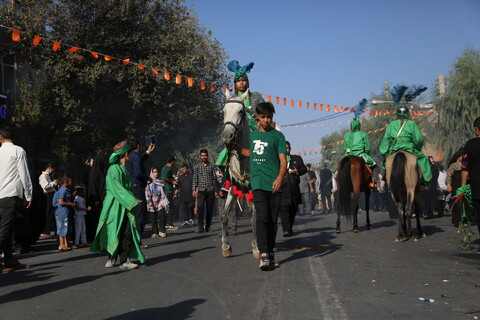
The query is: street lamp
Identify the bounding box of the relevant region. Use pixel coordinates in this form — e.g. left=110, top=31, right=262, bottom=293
left=371, top=100, right=434, bottom=109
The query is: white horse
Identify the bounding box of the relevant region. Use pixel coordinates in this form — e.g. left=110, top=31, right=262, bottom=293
left=219, top=89, right=259, bottom=259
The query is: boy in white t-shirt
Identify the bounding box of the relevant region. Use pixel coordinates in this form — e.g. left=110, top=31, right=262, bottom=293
left=73, top=185, right=91, bottom=248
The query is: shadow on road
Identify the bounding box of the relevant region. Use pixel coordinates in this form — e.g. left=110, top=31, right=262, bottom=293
left=293, top=227, right=335, bottom=236
left=453, top=252, right=480, bottom=265
left=276, top=231, right=342, bottom=265
left=145, top=247, right=215, bottom=266
left=0, top=270, right=124, bottom=304
left=370, top=219, right=396, bottom=229
left=422, top=224, right=445, bottom=236
left=145, top=234, right=212, bottom=248
left=105, top=299, right=205, bottom=320
left=30, top=251, right=105, bottom=268
left=0, top=270, right=56, bottom=289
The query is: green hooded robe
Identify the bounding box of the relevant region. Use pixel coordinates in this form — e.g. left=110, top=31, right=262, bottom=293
left=90, top=163, right=145, bottom=263
left=343, top=121, right=376, bottom=167
left=379, top=119, right=432, bottom=182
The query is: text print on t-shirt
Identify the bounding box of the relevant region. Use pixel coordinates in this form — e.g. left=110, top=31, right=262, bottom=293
left=253, top=140, right=269, bottom=155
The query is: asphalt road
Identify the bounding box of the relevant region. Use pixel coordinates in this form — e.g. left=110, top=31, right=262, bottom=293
left=1, top=210, right=479, bottom=320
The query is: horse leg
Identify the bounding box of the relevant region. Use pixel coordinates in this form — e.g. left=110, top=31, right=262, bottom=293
left=352, top=193, right=360, bottom=233
left=250, top=205, right=260, bottom=259
left=405, top=202, right=416, bottom=242
left=365, top=189, right=373, bottom=230
left=414, top=194, right=426, bottom=238
left=221, top=190, right=235, bottom=257
left=396, top=203, right=407, bottom=242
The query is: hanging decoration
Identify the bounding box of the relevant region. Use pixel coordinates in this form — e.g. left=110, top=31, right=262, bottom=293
left=3, top=26, right=437, bottom=117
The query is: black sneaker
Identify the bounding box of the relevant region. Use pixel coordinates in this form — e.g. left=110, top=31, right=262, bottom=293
left=269, top=253, right=279, bottom=268
left=259, top=253, right=274, bottom=271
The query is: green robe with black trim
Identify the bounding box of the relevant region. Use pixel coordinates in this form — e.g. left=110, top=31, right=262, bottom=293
left=379, top=119, right=432, bottom=182
left=90, top=163, right=145, bottom=263
left=343, top=130, right=376, bottom=166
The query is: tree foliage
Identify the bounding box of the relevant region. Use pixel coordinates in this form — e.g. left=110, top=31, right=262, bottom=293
left=0, top=0, right=228, bottom=161
left=426, top=47, right=480, bottom=162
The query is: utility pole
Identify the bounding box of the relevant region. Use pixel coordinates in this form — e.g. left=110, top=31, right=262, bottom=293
left=384, top=81, right=391, bottom=98
left=438, top=74, right=445, bottom=97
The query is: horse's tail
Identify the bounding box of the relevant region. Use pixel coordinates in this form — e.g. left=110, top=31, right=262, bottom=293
left=338, top=157, right=352, bottom=217
left=390, top=152, right=407, bottom=203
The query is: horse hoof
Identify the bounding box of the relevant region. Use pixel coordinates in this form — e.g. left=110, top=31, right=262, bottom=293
left=354, top=228, right=361, bottom=233
left=252, top=249, right=260, bottom=260
left=222, top=246, right=232, bottom=257
left=367, top=226, right=374, bottom=230
left=335, top=228, right=341, bottom=234
left=395, top=237, right=405, bottom=242
left=421, top=234, right=427, bottom=238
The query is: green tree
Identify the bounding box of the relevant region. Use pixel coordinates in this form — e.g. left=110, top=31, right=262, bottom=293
left=0, top=0, right=228, bottom=160
left=427, top=47, right=480, bottom=162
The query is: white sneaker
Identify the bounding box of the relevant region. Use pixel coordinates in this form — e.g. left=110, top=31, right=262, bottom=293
left=119, top=259, right=138, bottom=270
left=188, top=219, right=195, bottom=225
left=105, top=258, right=117, bottom=268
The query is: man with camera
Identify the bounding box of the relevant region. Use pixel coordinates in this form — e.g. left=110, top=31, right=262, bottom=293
left=127, top=138, right=155, bottom=237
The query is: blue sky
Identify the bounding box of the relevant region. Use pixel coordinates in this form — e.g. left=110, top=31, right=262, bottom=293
left=188, top=0, right=480, bottom=163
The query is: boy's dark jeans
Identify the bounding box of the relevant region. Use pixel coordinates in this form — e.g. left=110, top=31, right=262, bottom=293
left=253, top=190, right=281, bottom=254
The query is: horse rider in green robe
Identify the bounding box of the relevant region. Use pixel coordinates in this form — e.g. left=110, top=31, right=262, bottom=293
left=343, top=98, right=376, bottom=168
left=344, top=98, right=376, bottom=187
left=379, top=105, right=432, bottom=184
left=216, top=60, right=265, bottom=172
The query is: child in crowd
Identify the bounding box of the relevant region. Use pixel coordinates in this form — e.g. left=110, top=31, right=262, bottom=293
left=53, top=174, right=75, bottom=251
left=73, top=184, right=91, bottom=248
left=229, top=102, right=287, bottom=271
left=145, top=167, right=169, bottom=238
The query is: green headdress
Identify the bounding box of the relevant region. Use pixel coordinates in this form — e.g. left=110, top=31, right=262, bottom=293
left=228, top=60, right=254, bottom=81
left=108, top=143, right=131, bottom=164
left=391, top=84, right=427, bottom=119
left=350, top=118, right=361, bottom=131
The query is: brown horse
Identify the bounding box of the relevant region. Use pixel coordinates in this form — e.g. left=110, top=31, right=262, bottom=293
left=336, top=156, right=372, bottom=233
left=386, top=150, right=425, bottom=242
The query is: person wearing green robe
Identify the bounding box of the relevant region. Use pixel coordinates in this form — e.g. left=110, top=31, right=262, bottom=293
left=90, top=141, right=145, bottom=270
left=343, top=118, right=376, bottom=167
left=379, top=106, right=432, bottom=183
left=216, top=60, right=265, bottom=171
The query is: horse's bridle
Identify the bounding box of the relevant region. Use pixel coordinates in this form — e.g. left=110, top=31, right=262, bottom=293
left=222, top=99, right=245, bottom=134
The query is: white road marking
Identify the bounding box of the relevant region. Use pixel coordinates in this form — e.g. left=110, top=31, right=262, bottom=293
left=308, top=255, right=348, bottom=320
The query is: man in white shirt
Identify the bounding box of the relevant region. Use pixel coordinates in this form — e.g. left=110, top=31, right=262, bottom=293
left=437, top=164, right=448, bottom=217
left=39, top=163, right=57, bottom=237
left=0, top=127, right=32, bottom=271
